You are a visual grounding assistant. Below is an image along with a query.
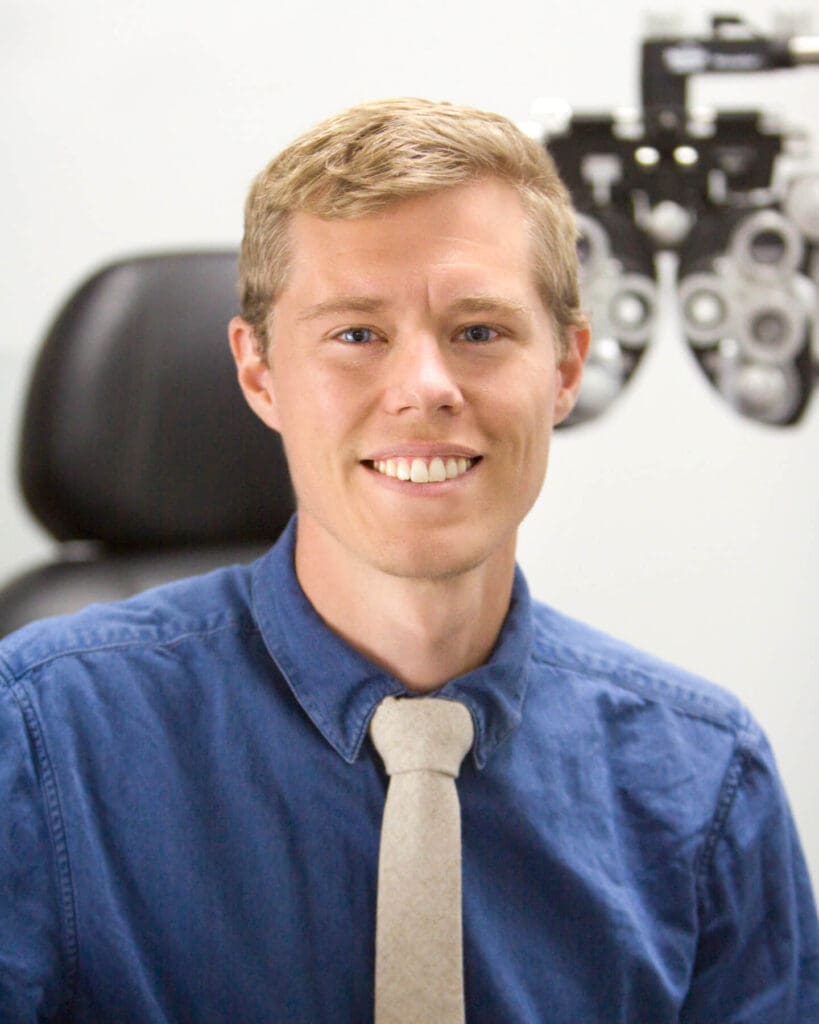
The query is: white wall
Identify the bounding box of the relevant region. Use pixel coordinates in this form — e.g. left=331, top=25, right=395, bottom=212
left=3, top=0, right=817, bottom=889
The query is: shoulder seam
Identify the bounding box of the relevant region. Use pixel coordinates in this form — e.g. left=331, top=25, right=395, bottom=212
left=2, top=675, right=79, bottom=1013
left=530, top=650, right=746, bottom=733
left=1, top=617, right=260, bottom=680
left=695, top=730, right=749, bottom=894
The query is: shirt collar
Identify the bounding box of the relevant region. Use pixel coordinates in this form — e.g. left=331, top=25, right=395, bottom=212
left=251, top=516, right=533, bottom=770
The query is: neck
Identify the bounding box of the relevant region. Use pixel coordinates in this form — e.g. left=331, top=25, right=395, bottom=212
left=293, top=519, right=517, bottom=693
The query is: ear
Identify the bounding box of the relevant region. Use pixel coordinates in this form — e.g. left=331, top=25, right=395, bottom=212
left=228, top=316, right=281, bottom=433
left=552, top=322, right=591, bottom=426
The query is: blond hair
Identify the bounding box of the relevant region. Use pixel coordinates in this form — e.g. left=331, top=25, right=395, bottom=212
left=240, top=97, right=584, bottom=354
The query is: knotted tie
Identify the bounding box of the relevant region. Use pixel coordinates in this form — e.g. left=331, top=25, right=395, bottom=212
left=369, top=696, right=474, bottom=1024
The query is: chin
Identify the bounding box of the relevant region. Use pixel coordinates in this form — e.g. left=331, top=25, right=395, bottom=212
left=365, top=528, right=510, bottom=583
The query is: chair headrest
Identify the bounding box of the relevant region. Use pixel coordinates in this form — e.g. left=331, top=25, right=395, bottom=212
left=20, top=251, right=294, bottom=548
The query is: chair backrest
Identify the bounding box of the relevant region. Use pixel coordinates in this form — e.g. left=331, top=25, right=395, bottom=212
left=0, top=251, right=294, bottom=635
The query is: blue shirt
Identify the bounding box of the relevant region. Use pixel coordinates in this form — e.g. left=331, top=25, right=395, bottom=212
left=1, top=517, right=817, bottom=1023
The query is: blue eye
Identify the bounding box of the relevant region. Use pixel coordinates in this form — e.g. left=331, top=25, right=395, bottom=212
left=462, top=324, right=498, bottom=343
left=338, top=327, right=377, bottom=344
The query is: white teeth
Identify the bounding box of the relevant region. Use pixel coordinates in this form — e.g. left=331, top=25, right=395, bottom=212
left=371, top=456, right=475, bottom=484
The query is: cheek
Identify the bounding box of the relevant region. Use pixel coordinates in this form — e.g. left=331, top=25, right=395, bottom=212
left=274, top=363, right=374, bottom=464
left=516, top=382, right=558, bottom=487
left=513, top=369, right=556, bottom=439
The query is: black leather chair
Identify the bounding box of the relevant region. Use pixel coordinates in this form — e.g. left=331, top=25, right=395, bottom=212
left=0, top=251, right=294, bottom=636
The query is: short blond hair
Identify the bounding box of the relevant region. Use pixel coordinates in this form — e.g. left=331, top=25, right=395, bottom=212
left=240, top=97, right=584, bottom=354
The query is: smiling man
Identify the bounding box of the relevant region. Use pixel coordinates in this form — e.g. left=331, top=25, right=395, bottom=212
left=1, top=99, right=818, bottom=1023
left=230, top=168, right=585, bottom=691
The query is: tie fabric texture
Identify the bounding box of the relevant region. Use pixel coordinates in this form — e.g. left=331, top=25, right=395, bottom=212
left=369, top=695, right=474, bottom=1024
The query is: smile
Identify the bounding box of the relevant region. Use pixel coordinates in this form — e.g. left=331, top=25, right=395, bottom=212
left=369, top=456, right=478, bottom=484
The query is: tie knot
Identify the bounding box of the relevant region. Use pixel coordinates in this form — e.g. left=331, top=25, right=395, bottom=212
left=370, top=696, right=474, bottom=778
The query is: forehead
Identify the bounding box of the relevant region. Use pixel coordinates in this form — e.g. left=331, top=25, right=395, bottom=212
left=280, top=179, right=540, bottom=307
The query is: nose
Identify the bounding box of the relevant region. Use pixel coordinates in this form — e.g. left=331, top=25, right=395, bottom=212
left=382, top=333, right=465, bottom=417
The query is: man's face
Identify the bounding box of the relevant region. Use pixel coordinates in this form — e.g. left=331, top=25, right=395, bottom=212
left=231, top=177, right=587, bottom=582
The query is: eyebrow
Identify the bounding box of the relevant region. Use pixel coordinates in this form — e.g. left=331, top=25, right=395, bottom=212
left=296, top=297, right=387, bottom=322
left=296, top=294, right=532, bottom=322
left=444, top=296, right=532, bottom=319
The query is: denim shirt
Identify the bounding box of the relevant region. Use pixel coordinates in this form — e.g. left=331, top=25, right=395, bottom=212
left=1, top=517, right=817, bottom=1022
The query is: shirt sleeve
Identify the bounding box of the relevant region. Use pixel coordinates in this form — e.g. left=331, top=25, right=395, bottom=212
left=0, top=672, right=72, bottom=1022
left=680, top=722, right=819, bottom=1023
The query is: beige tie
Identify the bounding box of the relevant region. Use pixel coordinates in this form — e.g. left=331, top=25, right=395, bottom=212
left=369, top=696, right=474, bottom=1024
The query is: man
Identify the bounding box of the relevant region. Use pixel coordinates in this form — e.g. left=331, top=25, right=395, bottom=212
left=1, top=98, right=817, bottom=1022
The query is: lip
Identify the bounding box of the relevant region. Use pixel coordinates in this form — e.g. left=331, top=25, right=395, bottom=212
left=362, top=442, right=482, bottom=461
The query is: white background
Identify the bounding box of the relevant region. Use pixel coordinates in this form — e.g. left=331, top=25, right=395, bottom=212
left=2, top=1, right=817, bottom=889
